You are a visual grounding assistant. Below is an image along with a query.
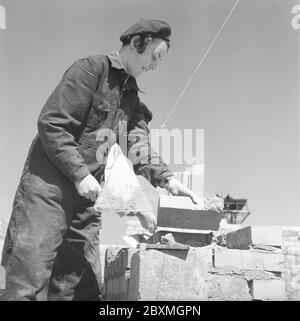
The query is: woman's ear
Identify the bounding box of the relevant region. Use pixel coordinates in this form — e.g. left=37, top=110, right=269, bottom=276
left=130, top=35, right=141, bottom=49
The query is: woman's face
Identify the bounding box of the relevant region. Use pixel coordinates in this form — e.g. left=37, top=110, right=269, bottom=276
left=126, top=38, right=169, bottom=78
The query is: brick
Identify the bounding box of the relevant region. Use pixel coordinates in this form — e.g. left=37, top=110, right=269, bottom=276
left=128, top=247, right=209, bottom=300
left=216, top=226, right=252, bottom=249
left=207, top=273, right=252, bottom=301
left=244, top=270, right=280, bottom=281
left=216, top=225, right=300, bottom=249
left=250, top=226, right=300, bottom=247
left=214, top=247, right=284, bottom=272
left=157, top=195, right=223, bottom=231
left=249, top=279, right=287, bottom=300
left=151, top=229, right=212, bottom=247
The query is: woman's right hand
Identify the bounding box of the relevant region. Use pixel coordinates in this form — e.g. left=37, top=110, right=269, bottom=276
left=75, top=174, right=102, bottom=202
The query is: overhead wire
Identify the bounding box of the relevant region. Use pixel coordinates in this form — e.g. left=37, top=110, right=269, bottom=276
left=160, top=0, right=241, bottom=128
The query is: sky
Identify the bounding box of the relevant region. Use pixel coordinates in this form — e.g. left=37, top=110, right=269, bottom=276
left=0, top=0, right=299, bottom=244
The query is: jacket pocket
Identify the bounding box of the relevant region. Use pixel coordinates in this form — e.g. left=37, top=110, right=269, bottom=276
left=78, top=133, right=100, bottom=172
left=85, top=94, right=111, bottom=129
left=78, top=131, right=114, bottom=168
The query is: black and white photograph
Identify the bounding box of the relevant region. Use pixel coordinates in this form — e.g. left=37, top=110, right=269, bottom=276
left=0, top=0, right=299, bottom=306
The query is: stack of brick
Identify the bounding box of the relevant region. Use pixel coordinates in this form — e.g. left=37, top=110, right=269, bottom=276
left=104, top=246, right=211, bottom=300
left=212, top=246, right=285, bottom=300
left=102, top=195, right=299, bottom=301
left=103, top=244, right=289, bottom=301
left=214, top=225, right=300, bottom=300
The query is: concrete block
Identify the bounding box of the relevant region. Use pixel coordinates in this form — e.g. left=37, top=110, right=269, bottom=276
left=251, top=225, right=300, bottom=246
left=244, top=270, right=280, bottom=281
left=157, top=195, right=224, bottom=231
left=216, top=226, right=252, bottom=249
left=216, top=225, right=300, bottom=248
left=249, top=279, right=287, bottom=300
left=250, top=226, right=300, bottom=247
left=214, top=247, right=284, bottom=272
left=128, top=247, right=209, bottom=300
left=207, top=273, right=252, bottom=301
left=151, top=228, right=212, bottom=247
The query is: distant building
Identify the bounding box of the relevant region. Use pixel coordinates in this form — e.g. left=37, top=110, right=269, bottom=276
left=219, top=194, right=250, bottom=224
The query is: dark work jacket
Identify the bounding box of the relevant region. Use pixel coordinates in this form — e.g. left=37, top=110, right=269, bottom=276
left=36, top=55, right=173, bottom=187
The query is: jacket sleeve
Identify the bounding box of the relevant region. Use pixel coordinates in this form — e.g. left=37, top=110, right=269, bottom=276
left=37, top=57, right=100, bottom=183
left=127, top=101, right=174, bottom=187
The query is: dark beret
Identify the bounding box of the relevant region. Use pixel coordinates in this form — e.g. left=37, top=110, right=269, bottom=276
left=120, top=19, right=171, bottom=43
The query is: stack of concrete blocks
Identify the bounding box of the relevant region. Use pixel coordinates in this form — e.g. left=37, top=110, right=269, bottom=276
left=212, top=247, right=285, bottom=300
left=103, top=243, right=288, bottom=301
left=215, top=225, right=300, bottom=300
left=104, top=194, right=227, bottom=300
left=103, top=244, right=263, bottom=300
left=103, top=194, right=300, bottom=301
left=103, top=245, right=211, bottom=300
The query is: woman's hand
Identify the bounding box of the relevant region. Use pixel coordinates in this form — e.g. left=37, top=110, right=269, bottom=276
left=165, top=177, right=200, bottom=204
left=75, top=174, right=102, bottom=202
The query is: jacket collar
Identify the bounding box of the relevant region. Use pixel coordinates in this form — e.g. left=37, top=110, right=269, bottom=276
left=107, top=50, right=125, bottom=70
left=106, top=51, right=143, bottom=93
